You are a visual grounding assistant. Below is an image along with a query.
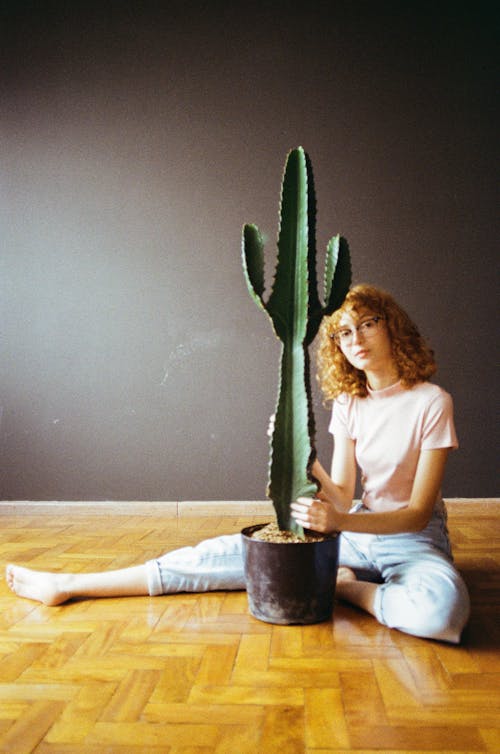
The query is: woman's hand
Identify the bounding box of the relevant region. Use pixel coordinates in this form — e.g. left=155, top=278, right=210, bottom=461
left=290, top=491, right=344, bottom=534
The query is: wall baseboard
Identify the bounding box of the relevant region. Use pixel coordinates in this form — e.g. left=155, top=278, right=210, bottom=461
left=0, top=500, right=273, bottom=517
left=0, top=499, right=498, bottom=517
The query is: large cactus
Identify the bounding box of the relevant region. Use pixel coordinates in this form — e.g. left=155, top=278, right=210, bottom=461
left=242, top=147, right=351, bottom=537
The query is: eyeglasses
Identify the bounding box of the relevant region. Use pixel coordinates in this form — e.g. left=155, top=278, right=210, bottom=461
left=330, top=316, right=385, bottom=347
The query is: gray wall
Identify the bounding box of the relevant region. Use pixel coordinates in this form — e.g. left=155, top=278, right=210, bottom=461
left=1, top=1, right=498, bottom=500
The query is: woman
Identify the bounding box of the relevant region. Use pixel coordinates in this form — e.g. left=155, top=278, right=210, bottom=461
left=5, top=285, right=470, bottom=643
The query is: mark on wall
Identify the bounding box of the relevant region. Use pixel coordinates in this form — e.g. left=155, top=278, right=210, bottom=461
left=160, top=331, right=223, bottom=385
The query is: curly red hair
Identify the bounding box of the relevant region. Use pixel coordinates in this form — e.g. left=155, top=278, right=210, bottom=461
left=316, top=284, right=436, bottom=400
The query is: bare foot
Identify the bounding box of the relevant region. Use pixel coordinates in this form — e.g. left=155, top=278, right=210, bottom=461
left=336, top=566, right=357, bottom=583
left=335, top=566, right=378, bottom=615
left=336, top=566, right=358, bottom=600
left=5, top=564, right=71, bottom=606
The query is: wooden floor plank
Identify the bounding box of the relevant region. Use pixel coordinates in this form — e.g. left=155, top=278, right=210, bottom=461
left=304, top=688, right=350, bottom=749
left=0, top=700, right=65, bottom=754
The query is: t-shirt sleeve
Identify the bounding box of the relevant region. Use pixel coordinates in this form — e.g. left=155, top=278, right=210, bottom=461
left=328, top=396, right=354, bottom=439
left=421, top=390, right=459, bottom=450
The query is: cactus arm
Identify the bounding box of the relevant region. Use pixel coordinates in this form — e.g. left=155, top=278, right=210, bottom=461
left=324, top=235, right=351, bottom=315
left=242, top=223, right=266, bottom=311
left=324, top=234, right=340, bottom=308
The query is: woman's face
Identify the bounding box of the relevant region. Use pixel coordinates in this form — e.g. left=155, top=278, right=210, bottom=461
left=336, top=308, right=395, bottom=374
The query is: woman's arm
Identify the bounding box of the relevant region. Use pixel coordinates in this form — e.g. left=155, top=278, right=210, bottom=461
left=312, top=434, right=356, bottom=513
left=294, top=447, right=450, bottom=535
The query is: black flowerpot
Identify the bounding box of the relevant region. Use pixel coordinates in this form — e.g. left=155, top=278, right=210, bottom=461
left=241, top=523, right=340, bottom=625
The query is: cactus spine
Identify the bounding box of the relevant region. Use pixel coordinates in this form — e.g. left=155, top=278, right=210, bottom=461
left=242, top=147, right=351, bottom=537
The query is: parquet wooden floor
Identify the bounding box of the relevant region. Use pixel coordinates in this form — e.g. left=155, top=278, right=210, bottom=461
left=0, top=501, right=498, bottom=754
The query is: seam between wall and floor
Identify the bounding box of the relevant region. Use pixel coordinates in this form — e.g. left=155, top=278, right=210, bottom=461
left=0, top=499, right=498, bottom=517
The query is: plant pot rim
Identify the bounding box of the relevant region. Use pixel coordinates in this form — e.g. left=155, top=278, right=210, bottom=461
left=242, top=522, right=339, bottom=545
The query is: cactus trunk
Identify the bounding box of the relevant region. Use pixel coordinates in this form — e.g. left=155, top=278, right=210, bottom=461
left=270, top=343, right=318, bottom=532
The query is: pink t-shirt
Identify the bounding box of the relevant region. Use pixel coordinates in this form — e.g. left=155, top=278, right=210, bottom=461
left=329, top=381, right=458, bottom=512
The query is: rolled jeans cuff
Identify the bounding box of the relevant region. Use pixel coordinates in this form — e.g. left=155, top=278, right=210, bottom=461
left=145, top=559, right=164, bottom=596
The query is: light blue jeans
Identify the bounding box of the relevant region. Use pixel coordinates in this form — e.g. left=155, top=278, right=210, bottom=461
left=145, top=501, right=470, bottom=643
